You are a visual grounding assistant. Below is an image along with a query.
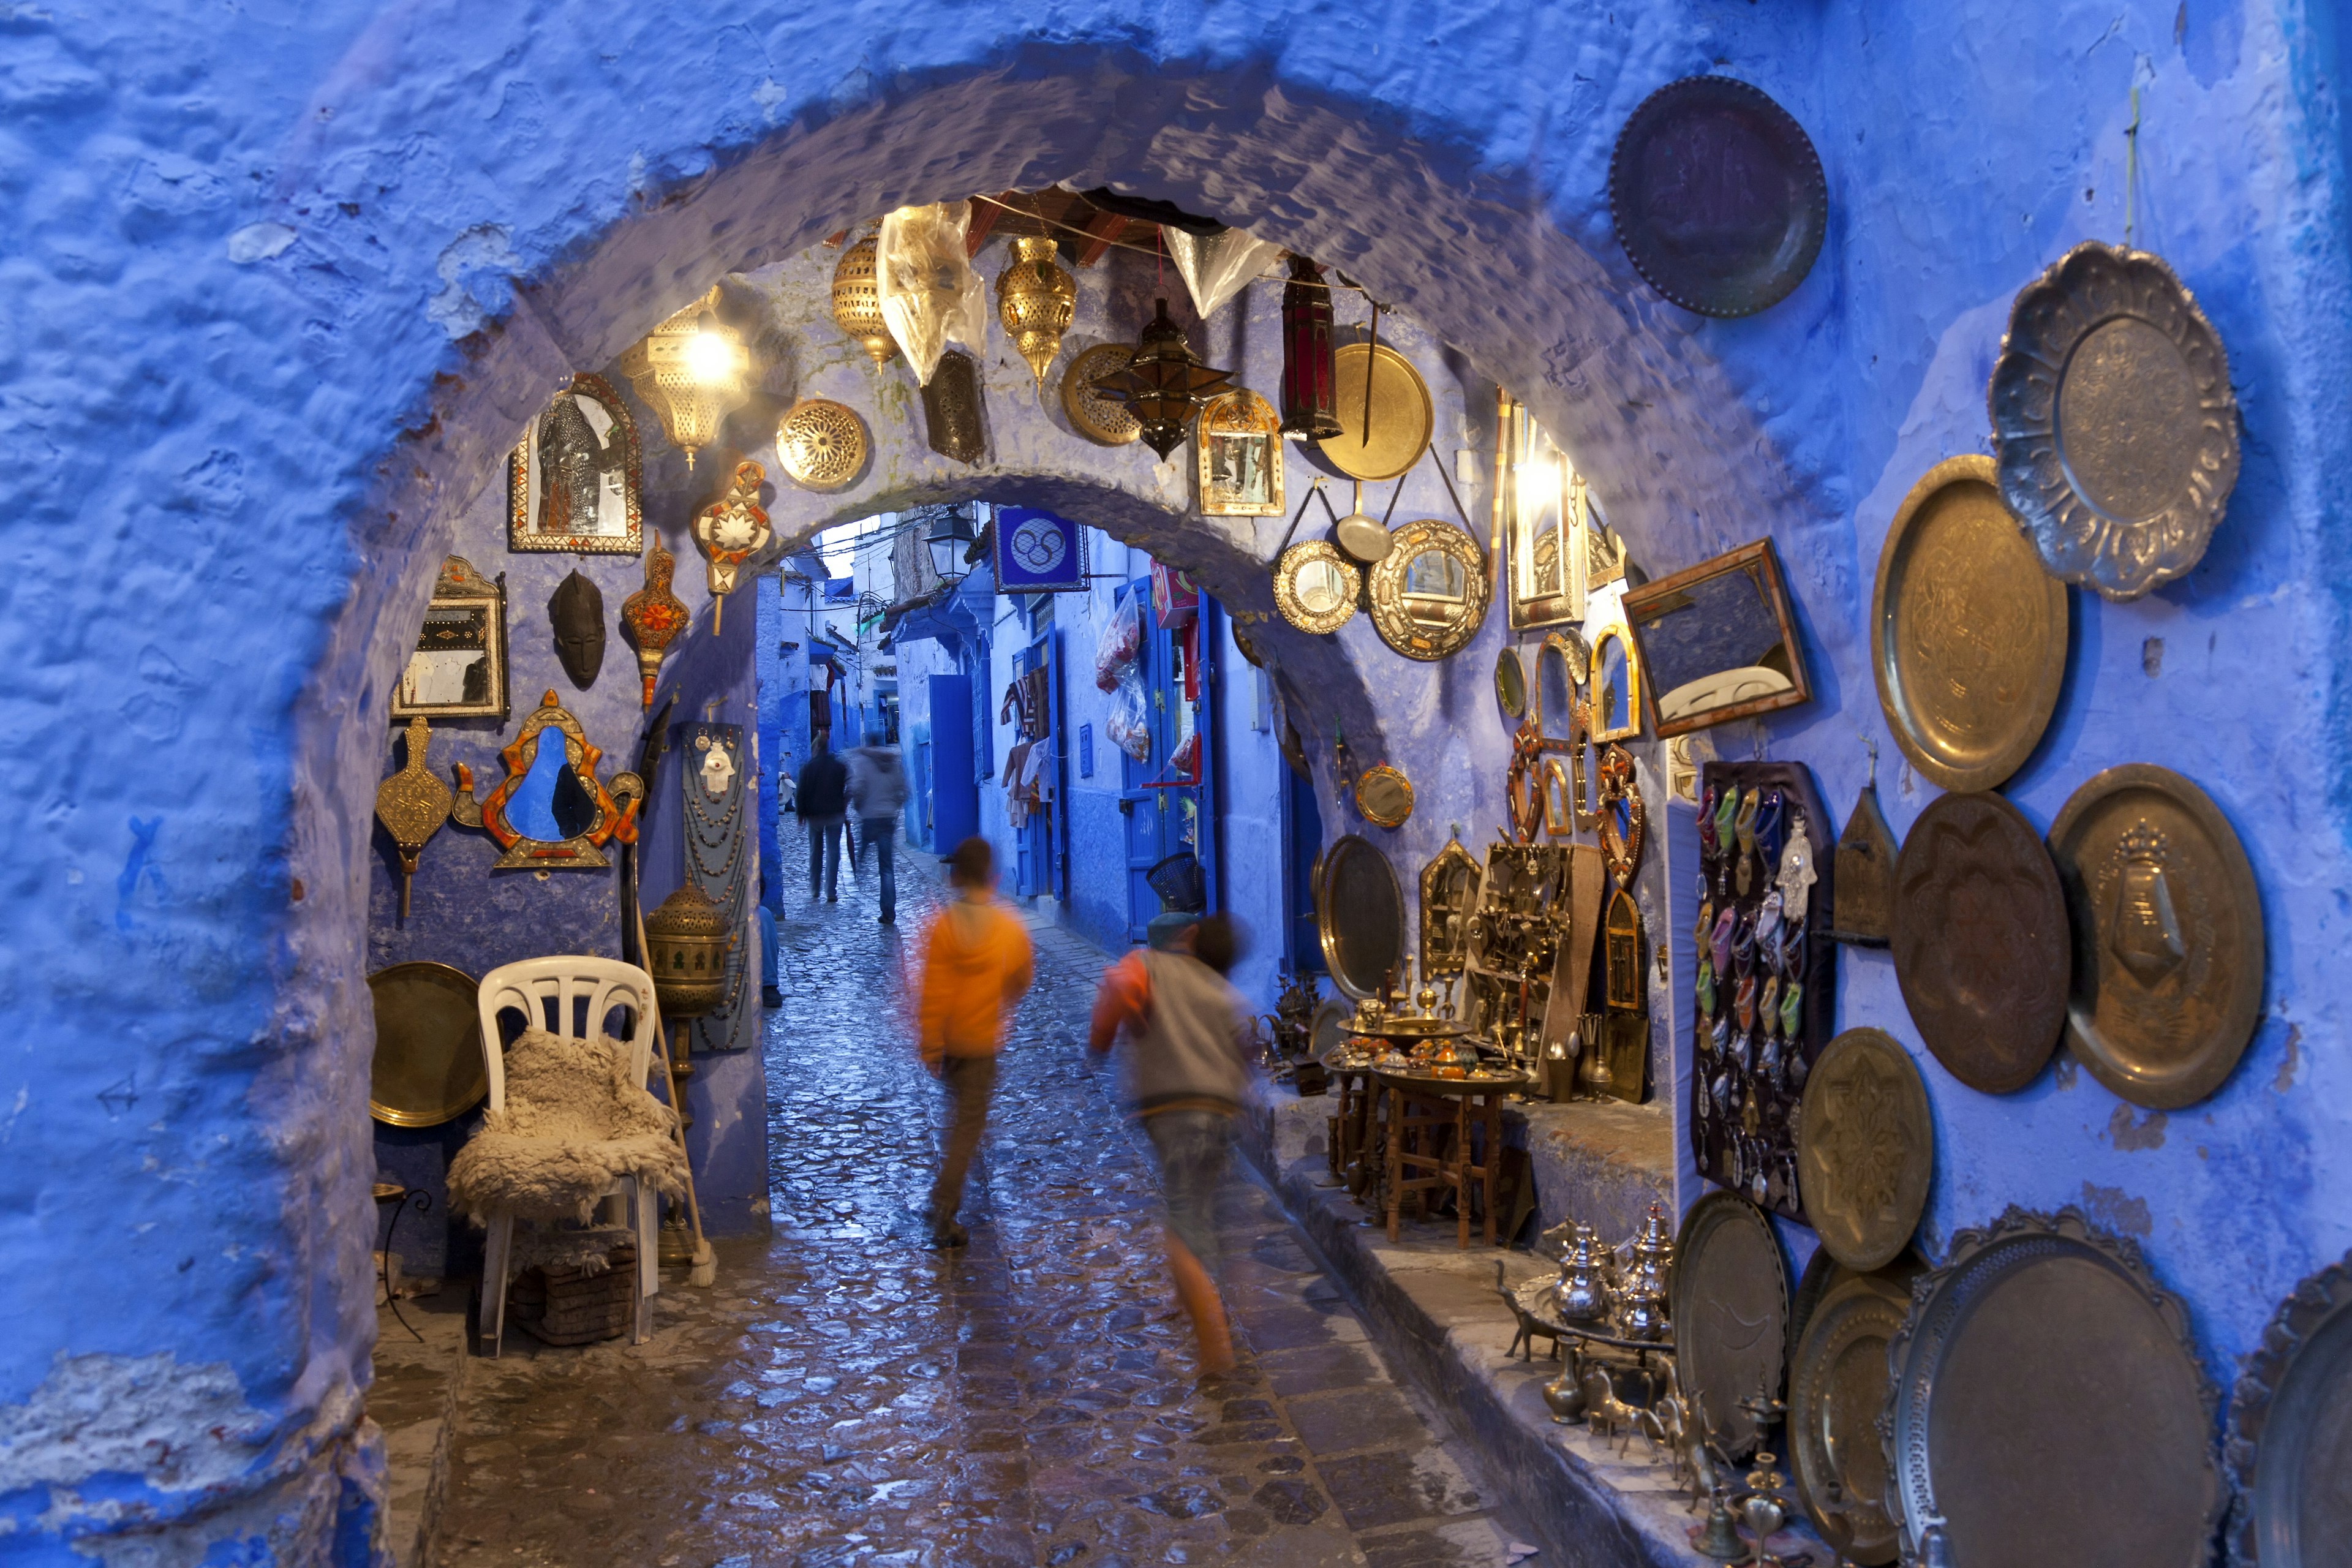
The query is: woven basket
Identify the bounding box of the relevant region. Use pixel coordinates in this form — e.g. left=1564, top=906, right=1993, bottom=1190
left=510, top=1245, right=636, bottom=1346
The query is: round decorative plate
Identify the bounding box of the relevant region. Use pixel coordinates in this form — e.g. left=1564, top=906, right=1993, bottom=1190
left=1366, top=518, right=1490, bottom=662
left=1790, top=1273, right=1910, bottom=1565
left=2226, top=1251, right=2352, bottom=1567
left=1872, top=456, right=2068, bottom=791
left=1307, top=997, right=1355, bottom=1060
left=1061, top=342, right=1140, bottom=445
left=368, top=961, right=487, bottom=1128
left=1885, top=1206, right=2222, bottom=1568
left=1314, top=834, right=1406, bottom=1002
left=1671, top=1190, right=1789, bottom=1460
left=775, top=399, right=867, bottom=491
left=1796, top=1027, right=1932, bottom=1272
left=1317, top=344, right=1432, bottom=481
left=1989, top=241, right=2240, bottom=601
left=1608, top=75, right=1827, bottom=318
left=2046, top=764, right=2264, bottom=1109
left=1273, top=540, right=1360, bottom=635
left=1891, top=791, right=2070, bottom=1095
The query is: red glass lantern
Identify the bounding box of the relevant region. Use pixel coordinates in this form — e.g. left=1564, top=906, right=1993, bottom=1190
left=1279, top=254, right=1342, bottom=441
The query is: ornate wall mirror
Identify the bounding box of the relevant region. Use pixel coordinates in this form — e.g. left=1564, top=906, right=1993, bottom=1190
left=1494, top=647, right=1526, bottom=719
left=1367, top=518, right=1490, bottom=662
left=1273, top=540, right=1360, bottom=635
left=1419, top=839, right=1482, bottom=978
left=452, top=690, right=641, bottom=869
left=1542, top=756, right=1584, bottom=838
left=1315, top=834, right=1406, bottom=1001
left=1532, top=628, right=1590, bottom=750
left=391, top=556, right=509, bottom=722
left=1354, top=764, right=1414, bottom=829
left=1588, top=621, right=1643, bottom=742
left=1196, top=389, right=1285, bottom=516
left=1620, top=538, right=1812, bottom=737
left=1509, top=409, right=1588, bottom=630
left=508, top=373, right=643, bottom=554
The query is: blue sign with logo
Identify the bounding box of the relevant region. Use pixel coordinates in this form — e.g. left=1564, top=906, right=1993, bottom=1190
left=992, top=506, right=1087, bottom=594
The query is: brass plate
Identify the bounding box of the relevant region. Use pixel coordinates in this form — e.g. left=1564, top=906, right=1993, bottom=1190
left=1885, top=1207, right=2222, bottom=1568
left=1796, top=1028, right=1931, bottom=1272
left=1317, top=343, right=1432, bottom=482
left=1316, top=834, right=1406, bottom=1003
left=775, top=398, right=867, bottom=491
left=1308, top=998, right=1354, bottom=1060
left=368, top=961, right=487, bottom=1128
left=1671, top=1191, right=1789, bottom=1460
left=1789, top=1275, right=1909, bottom=1564
left=1367, top=518, right=1490, bottom=662
left=1355, top=764, right=1414, bottom=829
left=2226, top=1252, right=2352, bottom=1568
left=2046, top=764, right=2264, bottom=1109
left=1872, top=456, right=2068, bottom=791
left=1061, top=342, right=1140, bottom=445
left=1990, top=241, right=2240, bottom=602
left=1891, top=791, right=2069, bottom=1095
left=1273, top=540, right=1360, bottom=635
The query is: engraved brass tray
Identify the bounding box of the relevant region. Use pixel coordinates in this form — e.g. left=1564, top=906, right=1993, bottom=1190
left=1891, top=791, right=2069, bottom=1095
left=1884, top=1206, right=2222, bottom=1568
left=1796, top=1027, right=1931, bottom=1273
left=1671, top=1190, right=1789, bottom=1460
left=1062, top=342, right=1140, bottom=445
left=1790, top=1273, right=1909, bottom=1564
left=2046, top=764, right=2263, bottom=1109
left=2226, top=1251, right=2352, bottom=1567
left=775, top=398, right=868, bottom=491
left=1872, top=456, right=2068, bottom=792
left=1371, top=1067, right=1529, bottom=1096
left=1317, top=343, right=1431, bottom=482
left=368, top=961, right=486, bottom=1128
left=1989, top=241, right=2240, bottom=601
left=1315, top=834, right=1406, bottom=1003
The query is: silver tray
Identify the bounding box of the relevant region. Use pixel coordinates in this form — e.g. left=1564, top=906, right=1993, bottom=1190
left=2225, top=1251, right=2352, bottom=1566
left=1671, top=1190, right=1788, bottom=1460
left=1885, top=1207, right=2222, bottom=1567
left=1789, top=1274, right=1909, bottom=1565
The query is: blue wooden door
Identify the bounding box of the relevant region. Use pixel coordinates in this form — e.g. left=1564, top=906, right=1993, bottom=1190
left=926, top=673, right=976, bottom=850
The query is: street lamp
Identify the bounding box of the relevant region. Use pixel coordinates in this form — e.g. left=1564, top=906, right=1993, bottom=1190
left=924, top=505, right=978, bottom=588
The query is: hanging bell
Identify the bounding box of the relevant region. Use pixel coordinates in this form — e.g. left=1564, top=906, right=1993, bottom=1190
left=995, top=235, right=1077, bottom=395
left=1090, top=298, right=1235, bottom=461
left=1279, top=254, right=1343, bottom=441
left=548, top=569, right=606, bottom=690
left=830, top=235, right=896, bottom=366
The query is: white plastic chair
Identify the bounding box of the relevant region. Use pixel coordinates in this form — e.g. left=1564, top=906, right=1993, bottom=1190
left=473, top=956, right=663, bottom=1354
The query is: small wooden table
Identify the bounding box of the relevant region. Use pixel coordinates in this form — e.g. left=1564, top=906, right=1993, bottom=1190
left=1374, top=1071, right=1528, bottom=1248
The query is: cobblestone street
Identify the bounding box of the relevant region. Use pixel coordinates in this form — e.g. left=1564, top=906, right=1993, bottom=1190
left=431, top=845, right=1535, bottom=1567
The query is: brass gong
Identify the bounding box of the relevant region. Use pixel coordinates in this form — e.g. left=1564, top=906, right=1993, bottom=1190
left=1061, top=342, right=1141, bottom=446
left=1797, top=1027, right=1932, bottom=1272
left=368, top=961, right=488, bottom=1128
left=1872, top=456, right=2068, bottom=792
left=775, top=398, right=868, bottom=491
left=1317, top=343, right=1433, bottom=482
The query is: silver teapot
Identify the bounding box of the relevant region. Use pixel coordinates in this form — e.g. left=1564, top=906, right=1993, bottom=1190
left=1553, top=1224, right=1616, bottom=1323
left=1613, top=1202, right=1675, bottom=1342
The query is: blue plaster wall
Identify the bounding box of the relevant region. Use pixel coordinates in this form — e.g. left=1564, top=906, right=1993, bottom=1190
left=5, top=0, right=2350, bottom=1559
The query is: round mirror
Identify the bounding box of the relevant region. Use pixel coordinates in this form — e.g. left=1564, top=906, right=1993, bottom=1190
left=1494, top=647, right=1527, bottom=719
left=1355, top=764, right=1415, bottom=829
left=1275, top=540, right=1362, bottom=635
left=1368, top=519, right=1491, bottom=662
left=1316, top=834, right=1406, bottom=1001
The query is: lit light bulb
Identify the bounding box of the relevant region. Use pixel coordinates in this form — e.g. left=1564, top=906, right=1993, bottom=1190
left=685, top=331, right=734, bottom=383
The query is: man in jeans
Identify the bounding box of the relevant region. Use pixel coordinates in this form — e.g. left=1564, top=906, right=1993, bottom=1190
left=846, top=729, right=910, bottom=925
left=913, top=838, right=1034, bottom=1248
left=795, top=738, right=849, bottom=902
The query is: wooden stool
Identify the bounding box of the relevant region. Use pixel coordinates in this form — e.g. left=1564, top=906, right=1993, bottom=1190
left=1381, top=1080, right=1508, bottom=1248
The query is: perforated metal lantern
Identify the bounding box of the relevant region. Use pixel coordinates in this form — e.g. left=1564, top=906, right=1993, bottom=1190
left=1279, top=254, right=1342, bottom=441
left=1090, top=298, right=1234, bottom=461
left=830, top=236, right=895, bottom=366
left=614, top=287, right=753, bottom=473
left=995, top=236, right=1077, bottom=394
left=642, top=882, right=733, bottom=1018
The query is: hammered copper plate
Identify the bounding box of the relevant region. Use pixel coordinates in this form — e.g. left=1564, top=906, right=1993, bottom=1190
left=368, top=961, right=486, bottom=1128
left=1885, top=1207, right=2222, bottom=1568
left=1608, top=75, right=1826, bottom=318
left=1671, top=1191, right=1789, bottom=1460
left=2047, top=764, right=2264, bottom=1110
left=1872, top=456, right=2068, bottom=792
left=1891, top=791, right=2069, bottom=1095
left=2227, top=1254, right=2352, bottom=1567
left=1316, top=834, right=1406, bottom=1002
left=1317, top=344, right=1431, bottom=482
left=1790, top=1275, right=1910, bottom=1565
left=1798, top=1028, right=1932, bottom=1272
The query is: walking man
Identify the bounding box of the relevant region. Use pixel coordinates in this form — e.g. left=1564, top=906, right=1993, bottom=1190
left=913, top=838, right=1035, bottom=1248
left=846, top=729, right=910, bottom=925
left=1087, top=913, right=1252, bottom=1375
left=796, top=738, right=848, bottom=902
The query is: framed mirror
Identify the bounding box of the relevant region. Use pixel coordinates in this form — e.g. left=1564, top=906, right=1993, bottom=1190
left=1588, top=621, right=1643, bottom=742
left=1509, top=408, right=1588, bottom=630
left=1315, top=834, right=1406, bottom=1001
left=451, top=690, right=641, bottom=869
left=1196, top=389, right=1286, bottom=516
left=391, top=556, right=509, bottom=722
left=508, top=373, right=643, bottom=555
left=1274, top=540, right=1360, bottom=635
left=1419, top=839, right=1482, bottom=978
left=1368, top=518, right=1490, bottom=662
left=1620, top=538, right=1812, bottom=737
left=1532, top=629, right=1590, bottom=750
left=1494, top=647, right=1527, bottom=720
left=1355, top=764, right=1414, bottom=829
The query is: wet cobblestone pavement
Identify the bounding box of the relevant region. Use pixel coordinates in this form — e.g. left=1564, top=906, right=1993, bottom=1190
left=434, top=848, right=1534, bottom=1567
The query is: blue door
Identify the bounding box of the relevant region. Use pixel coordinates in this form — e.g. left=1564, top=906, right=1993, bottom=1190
left=927, top=673, right=976, bottom=851
left=1119, top=576, right=1210, bottom=941
left=1011, top=636, right=1060, bottom=899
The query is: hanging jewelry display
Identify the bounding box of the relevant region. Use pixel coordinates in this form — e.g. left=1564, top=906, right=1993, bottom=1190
left=450, top=690, right=639, bottom=870
left=1278, top=254, right=1343, bottom=440
left=1989, top=240, right=2240, bottom=601
left=922, top=349, right=988, bottom=465
left=1194, top=389, right=1285, bottom=516
left=620, top=538, right=690, bottom=710
left=775, top=399, right=867, bottom=491
left=829, top=233, right=896, bottom=366
left=1061, top=342, right=1141, bottom=446
left=1091, top=299, right=1235, bottom=461
left=507, top=372, right=643, bottom=555
left=689, top=459, right=771, bottom=634
left=614, top=285, right=753, bottom=473
left=1366, top=517, right=1490, bottom=662
left=681, top=723, right=754, bottom=1055
left=995, top=235, right=1077, bottom=394
left=2225, top=1250, right=2352, bottom=1567
left=375, top=716, right=453, bottom=919
left=1691, top=760, right=1836, bottom=1221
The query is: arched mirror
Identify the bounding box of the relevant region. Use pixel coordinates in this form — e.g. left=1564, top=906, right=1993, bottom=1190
left=1316, top=834, right=1406, bottom=1001
left=1419, top=839, right=1482, bottom=976
left=1533, top=628, right=1589, bottom=749
left=1589, top=622, right=1642, bottom=743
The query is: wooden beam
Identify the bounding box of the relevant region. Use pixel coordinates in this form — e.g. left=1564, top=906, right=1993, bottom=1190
left=1077, top=208, right=1125, bottom=267
left=964, top=196, right=1001, bottom=257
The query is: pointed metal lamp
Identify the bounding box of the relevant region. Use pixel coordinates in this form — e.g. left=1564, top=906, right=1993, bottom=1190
left=615, top=286, right=753, bottom=473
left=1090, top=298, right=1234, bottom=461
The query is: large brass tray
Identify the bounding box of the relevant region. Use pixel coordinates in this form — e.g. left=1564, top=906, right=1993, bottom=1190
left=1891, top=791, right=2070, bottom=1095
left=1317, top=343, right=1431, bottom=482
left=368, top=961, right=487, bottom=1128
left=2226, top=1251, right=2352, bottom=1567
left=2046, top=764, right=2264, bottom=1109
left=1789, top=1273, right=1909, bottom=1564
left=1871, top=456, right=2068, bottom=792
left=1671, top=1190, right=1788, bottom=1460
left=1315, top=834, right=1406, bottom=1003
left=1884, top=1207, right=2222, bottom=1568
left=1796, top=1028, right=1931, bottom=1272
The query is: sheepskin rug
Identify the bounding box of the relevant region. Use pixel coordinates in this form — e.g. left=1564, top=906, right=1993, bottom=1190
left=447, top=1028, right=688, bottom=1224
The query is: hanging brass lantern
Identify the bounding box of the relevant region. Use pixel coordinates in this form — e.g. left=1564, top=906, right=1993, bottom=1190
left=1090, top=298, right=1235, bottom=461
left=995, top=236, right=1077, bottom=394
left=641, top=881, right=734, bottom=1019
left=614, top=286, right=753, bottom=472
left=830, top=236, right=895, bottom=366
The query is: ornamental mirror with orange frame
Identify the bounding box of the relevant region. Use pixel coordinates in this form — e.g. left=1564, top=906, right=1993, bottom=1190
left=450, top=690, right=642, bottom=870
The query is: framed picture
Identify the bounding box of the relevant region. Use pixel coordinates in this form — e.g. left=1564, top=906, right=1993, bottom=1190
left=1507, top=405, right=1588, bottom=630
left=507, top=373, right=644, bottom=554
left=1196, top=389, right=1285, bottom=516
left=1619, top=538, right=1812, bottom=737
left=992, top=506, right=1088, bottom=594
left=391, top=556, right=510, bottom=722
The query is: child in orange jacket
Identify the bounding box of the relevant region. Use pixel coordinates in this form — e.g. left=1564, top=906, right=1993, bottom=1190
left=913, top=837, right=1034, bottom=1248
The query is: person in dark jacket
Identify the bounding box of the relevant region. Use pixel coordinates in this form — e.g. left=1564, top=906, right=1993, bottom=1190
left=796, top=739, right=850, bottom=902
left=846, top=731, right=910, bottom=925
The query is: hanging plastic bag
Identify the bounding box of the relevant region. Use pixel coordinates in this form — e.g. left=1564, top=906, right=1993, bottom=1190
left=1107, top=672, right=1152, bottom=763
left=1164, top=226, right=1284, bottom=321
left=1095, top=592, right=1144, bottom=692
left=876, top=203, right=989, bottom=386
